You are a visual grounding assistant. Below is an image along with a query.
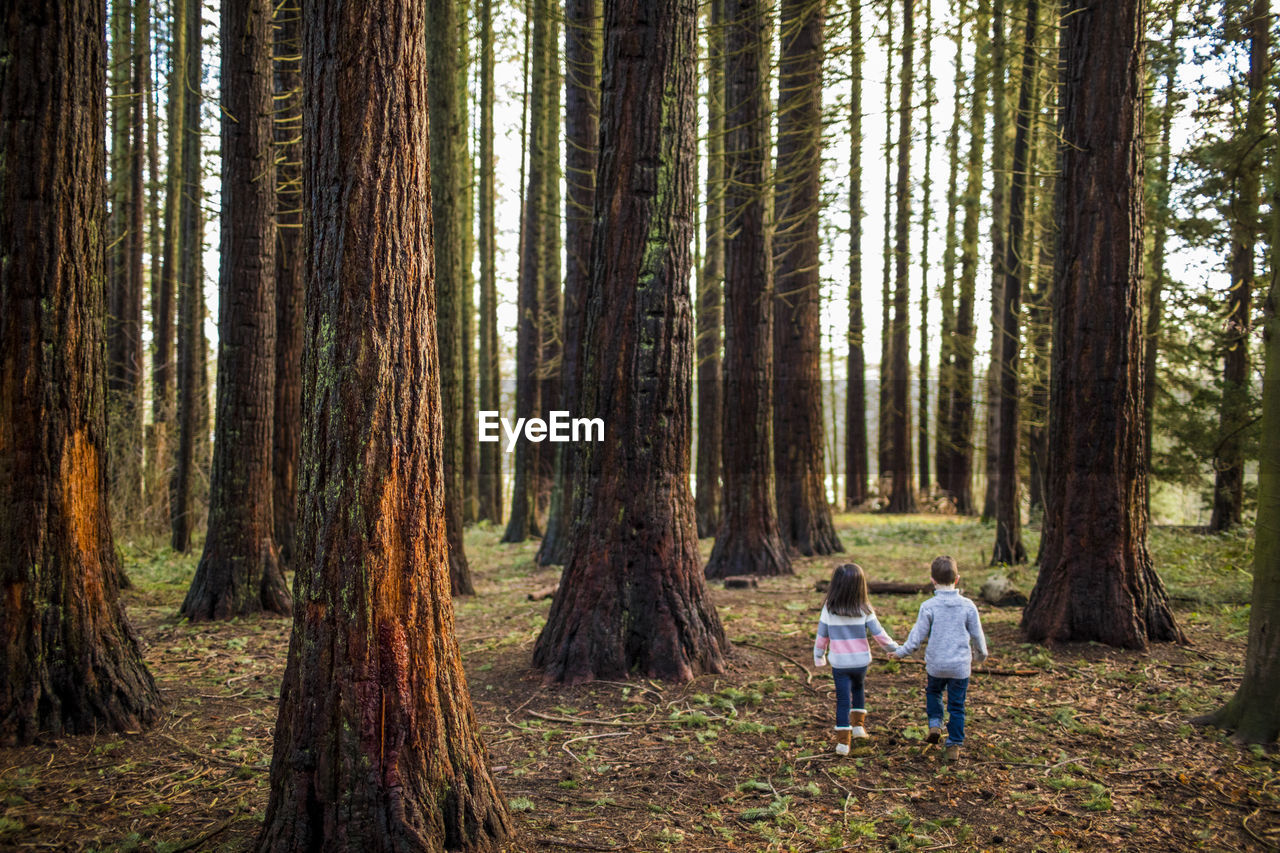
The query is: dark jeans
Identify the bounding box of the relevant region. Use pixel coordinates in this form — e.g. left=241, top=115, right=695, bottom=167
left=832, top=666, right=867, bottom=727
left=925, top=675, right=969, bottom=746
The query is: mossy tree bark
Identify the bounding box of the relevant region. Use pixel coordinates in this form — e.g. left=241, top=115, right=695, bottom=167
left=255, top=0, right=513, bottom=844
left=181, top=0, right=291, bottom=620
left=773, top=0, right=842, bottom=554
left=538, top=0, right=601, bottom=566
left=0, top=0, right=161, bottom=744
left=705, top=0, right=792, bottom=579
left=533, top=0, right=728, bottom=683
left=427, top=0, right=475, bottom=595
left=845, top=0, right=869, bottom=510
left=1022, top=0, right=1184, bottom=649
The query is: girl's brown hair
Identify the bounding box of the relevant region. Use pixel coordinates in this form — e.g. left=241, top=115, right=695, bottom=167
left=825, top=563, right=872, bottom=617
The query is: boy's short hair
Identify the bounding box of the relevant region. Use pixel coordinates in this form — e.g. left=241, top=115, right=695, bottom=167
left=931, top=555, right=958, bottom=585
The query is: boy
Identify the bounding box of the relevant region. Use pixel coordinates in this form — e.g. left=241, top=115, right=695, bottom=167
left=893, top=555, right=988, bottom=761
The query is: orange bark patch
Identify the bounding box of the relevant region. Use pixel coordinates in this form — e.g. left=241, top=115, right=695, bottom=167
left=61, top=427, right=105, bottom=572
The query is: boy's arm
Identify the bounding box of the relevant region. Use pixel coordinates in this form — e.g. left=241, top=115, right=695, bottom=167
left=967, top=603, right=989, bottom=661
left=893, top=605, right=931, bottom=658
left=813, top=611, right=830, bottom=666
left=865, top=613, right=899, bottom=650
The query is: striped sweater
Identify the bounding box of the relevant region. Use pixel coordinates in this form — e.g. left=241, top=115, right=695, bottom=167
left=813, top=606, right=899, bottom=669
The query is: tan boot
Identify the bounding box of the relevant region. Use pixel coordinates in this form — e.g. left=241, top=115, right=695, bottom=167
left=834, top=727, right=852, bottom=755
left=850, top=710, right=869, bottom=739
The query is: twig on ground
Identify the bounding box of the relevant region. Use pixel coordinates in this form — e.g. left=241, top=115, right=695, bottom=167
left=562, top=731, right=628, bottom=761
left=535, top=836, right=626, bottom=851
left=528, top=710, right=648, bottom=727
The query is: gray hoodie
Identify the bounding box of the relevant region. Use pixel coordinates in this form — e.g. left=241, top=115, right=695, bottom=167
left=893, top=588, right=989, bottom=679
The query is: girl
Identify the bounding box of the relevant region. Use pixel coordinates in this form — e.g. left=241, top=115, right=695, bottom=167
left=813, top=563, right=899, bottom=754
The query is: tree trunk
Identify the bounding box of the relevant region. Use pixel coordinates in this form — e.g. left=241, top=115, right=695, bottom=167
left=170, top=0, right=204, bottom=553
left=1021, top=0, right=1184, bottom=649
left=885, top=0, right=916, bottom=514
left=705, top=0, right=792, bottom=579
left=697, top=0, right=726, bottom=535
left=477, top=0, right=503, bottom=524
left=935, top=2, right=964, bottom=506
left=460, top=2, right=479, bottom=526
left=1210, top=0, right=1268, bottom=533
left=991, top=0, right=1036, bottom=566
left=538, top=0, right=600, bottom=565
left=877, top=4, right=895, bottom=490
left=0, top=0, right=161, bottom=745
left=256, top=0, right=513, bottom=841
left=427, top=0, right=474, bottom=596
left=273, top=0, right=304, bottom=568
left=537, top=15, right=563, bottom=523
left=917, top=0, right=934, bottom=494
left=502, top=0, right=547, bottom=543
left=845, top=0, right=869, bottom=510
left=532, top=0, right=728, bottom=684
left=773, top=0, right=842, bottom=555
left=181, top=0, right=291, bottom=620
left=1195, top=63, right=1279, bottom=742
left=982, top=0, right=1008, bottom=522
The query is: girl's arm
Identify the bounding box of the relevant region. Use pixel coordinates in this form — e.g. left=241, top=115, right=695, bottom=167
left=865, top=613, right=899, bottom=650
left=813, top=608, right=830, bottom=666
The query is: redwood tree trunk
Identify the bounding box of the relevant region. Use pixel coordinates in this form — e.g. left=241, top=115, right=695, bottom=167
left=273, top=0, right=304, bottom=568
left=696, top=0, right=725, bottom=536
left=181, top=0, right=291, bottom=620
left=773, top=0, right=842, bottom=554
left=477, top=0, right=503, bottom=524
left=257, top=0, right=513, bottom=840
left=0, top=0, right=161, bottom=744
left=538, top=0, right=599, bottom=567
left=845, top=0, right=869, bottom=510
left=705, top=0, right=791, bottom=579
left=427, top=0, right=474, bottom=595
left=533, top=0, right=728, bottom=683
left=1021, top=0, right=1183, bottom=649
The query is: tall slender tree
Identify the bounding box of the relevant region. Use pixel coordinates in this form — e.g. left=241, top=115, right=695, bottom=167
left=773, top=0, right=842, bottom=554
left=273, top=0, right=304, bottom=567
left=982, top=0, right=1008, bottom=521
left=427, top=0, right=475, bottom=595
left=1210, top=0, right=1269, bottom=532
left=539, top=0, right=601, bottom=565
left=1, top=0, right=160, bottom=744
left=697, top=0, right=726, bottom=535
left=1022, top=0, right=1184, bottom=648
left=181, top=0, right=291, bottom=620
left=991, top=0, right=1037, bottom=565
left=845, top=0, right=870, bottom=509
left=460, top=0, right=479, bottom=525
left=477, top=0, right=503, bottom=523
left=877, top=4, right=895, bottom=486
left=170, top=0, right=206, bottom=553
left=533, top=0, right=728, bottom=682
left=885, top=0, right=917, bottom=514
left=537, top=14, right=564, bottom=521
left=705, top=0, right=792, bottom=578
left=255, top=0, right=512, bottom=841
left=503, top=0, right=549, bottom=543
left=917, top=0, right=935, bottom=493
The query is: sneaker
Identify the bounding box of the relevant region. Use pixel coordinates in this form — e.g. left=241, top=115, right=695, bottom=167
left=835, top=727, right=852, bottom=755
left=943, top=745, right=962, bottom=762
left=926, top=726, right=942, bottom=744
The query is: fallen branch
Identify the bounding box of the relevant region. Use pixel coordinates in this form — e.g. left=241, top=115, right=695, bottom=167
left=527, top=710, right=648, bottom=727
left=730, top=640, right=819, bottom=688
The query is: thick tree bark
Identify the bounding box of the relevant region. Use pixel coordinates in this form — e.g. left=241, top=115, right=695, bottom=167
left=533, top=0, right=728, bottom=684
left=772, top=0, right=842, bottom=555
left=256, top=0, right=513, bottom=841
left=845, top=0, right=869, bottom=510
left=1022, top=0, right=1183, bottom=649
left=885, top=0, right=916, bottom=514
left=0, top=0, right=161, bottom=745
left=697, top=0, right=726, bottom=536
left=1195, top=79, right=1279, bottom=743
left=538, top=0, right=600, bottom=565
left=1210, top=0, right=1268, bottom=533
left=170, top=0, right=204, bottom=553
left=991, top=0, right=1036, bottom=566
left=502, top=0, right=548, bottom=543
left=477, top=0, right=503, bottom=524
left=181, top=0, right=291, bottom=620
left=427, top=0, right=474, bottom=595
left=273, top=0, right=304, bottom=568
left=705, top=0, right=792, bottom=579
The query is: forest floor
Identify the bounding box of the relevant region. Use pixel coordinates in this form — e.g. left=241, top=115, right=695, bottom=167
left=1, top=514, right=1277, bottom=852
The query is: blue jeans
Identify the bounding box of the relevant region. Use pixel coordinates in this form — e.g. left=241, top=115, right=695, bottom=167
left=832, top=667, right=867, bottom=727
left=925, top=675, right=969, bottom=746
